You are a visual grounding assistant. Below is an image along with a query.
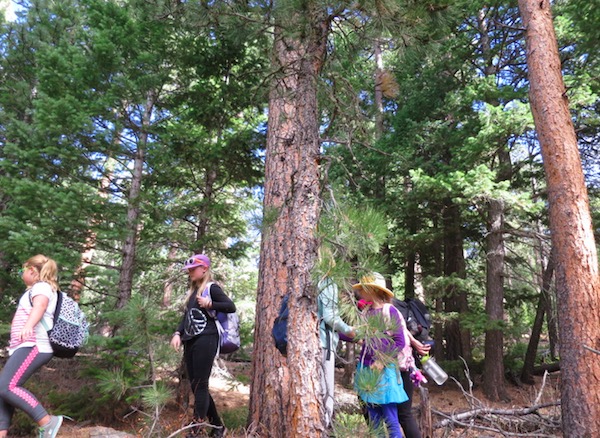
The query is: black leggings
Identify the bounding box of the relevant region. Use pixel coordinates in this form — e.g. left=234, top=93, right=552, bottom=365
left=397, top=370, right=421, bottom=438
left=184, top=334, right=222, bottom=426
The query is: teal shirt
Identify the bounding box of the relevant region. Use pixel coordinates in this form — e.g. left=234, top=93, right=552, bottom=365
left=318, top=278, right=353, bottom=351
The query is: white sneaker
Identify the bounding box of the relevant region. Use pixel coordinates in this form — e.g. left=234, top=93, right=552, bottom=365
left=38, top=415, right=63, bottom=438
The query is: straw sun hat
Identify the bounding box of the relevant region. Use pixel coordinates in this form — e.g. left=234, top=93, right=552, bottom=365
left=352, top=272, right=394, bottom=299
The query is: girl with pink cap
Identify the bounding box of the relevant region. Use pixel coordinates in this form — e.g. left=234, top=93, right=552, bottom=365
left=171, top=254, right=235, bottom=438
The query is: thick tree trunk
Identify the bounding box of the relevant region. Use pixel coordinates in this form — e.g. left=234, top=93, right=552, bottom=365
left=483, top=198, right=509, bottom=401
left=477, top=11, right=510, bottom=400
left=518, top=0, right=600, bottom=435
left=248, top=9, right=328, bottom=438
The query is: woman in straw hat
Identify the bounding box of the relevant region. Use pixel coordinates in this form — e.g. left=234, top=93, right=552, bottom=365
left=353, top=272, right=410, bottom=438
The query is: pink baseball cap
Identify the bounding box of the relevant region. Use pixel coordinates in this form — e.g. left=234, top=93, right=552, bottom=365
left=182, top=254, right=211, bottom=270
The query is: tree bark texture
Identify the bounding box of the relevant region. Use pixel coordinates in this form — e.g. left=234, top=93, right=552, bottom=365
left=483, top=198, right=508, bottom=401
left=518, top=0, right=600, bottom=435
left=248, top=9, right=328, bottom=438
left=442, top=199, right=471, bottom=362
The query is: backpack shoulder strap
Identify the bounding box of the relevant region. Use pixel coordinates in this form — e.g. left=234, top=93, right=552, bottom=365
left=382, top=303, right=389, bottom=319
left=201, top=282, right=216, bottom=318
left=382, top=303, right=393, bottom=325
left=201, top=282, right=214, bottom=296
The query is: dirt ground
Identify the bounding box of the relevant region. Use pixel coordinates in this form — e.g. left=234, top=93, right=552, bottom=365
left=44, top=359, right=563, bottom=437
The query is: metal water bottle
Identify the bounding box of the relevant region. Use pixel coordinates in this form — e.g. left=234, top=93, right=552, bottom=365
left=421, top=355, right=448, bottom=385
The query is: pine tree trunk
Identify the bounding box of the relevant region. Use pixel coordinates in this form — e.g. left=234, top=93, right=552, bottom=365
left=545, top=280, right=559, bottom=359
left=248, top=8, right=328, bottom=437
left=483, top=198, right=508, bottom=401
left=518, top=0, right=600, bottom=435
left=521, top=248, right=554, bottom=384
left=194, top=167, right=217, bottom=251
left=442, top=199, right=471, bottom=362
left=117, top=93, right=154, bottom=309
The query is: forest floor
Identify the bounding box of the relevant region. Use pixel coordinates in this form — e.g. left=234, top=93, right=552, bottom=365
left=31, top=358, right=562, bottom=438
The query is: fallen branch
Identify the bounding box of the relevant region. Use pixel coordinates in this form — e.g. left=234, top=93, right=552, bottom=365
left=533, top=371, right=549, bottom=405
left=427, top=359, right=561, bottom=437
left=532, top=362, right=560, bottom=374
left=434, top=401, right=561, bottom=428
left=433, top=408, right=559, bottom=437
left=165, top=420, right=218, bottom=438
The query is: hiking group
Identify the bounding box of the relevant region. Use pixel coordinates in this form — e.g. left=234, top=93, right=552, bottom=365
left=274, top=272, right=435, bottom=438
left=1, top=253, right=433, bottom=438
left=0, top=252, right=236, bottom=438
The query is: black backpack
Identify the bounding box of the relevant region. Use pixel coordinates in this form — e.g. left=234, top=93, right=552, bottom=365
left=392, top=297, right=432, bottom=343
left=272, top=295, right=289, bottom=356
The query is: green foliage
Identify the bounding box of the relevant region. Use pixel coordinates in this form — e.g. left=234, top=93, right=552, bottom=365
left=315, top=186, right=389, bottom=289
left=141, top=381, right=173, bottom=412
left=81, top=290, right=181, bottom=429
left=504, top=342, right=527, bottom=374
left=332, top=412, right=376, bottom=437
left=220, top=405, right=250, bottom=432
left=47, top=380, right=115, bottom=422
left=6, top=411, right=36, bottom=436
left=0, top=0, right=598, bottom=431
left=442, top=358, right=482, bottom=381
left=95, top=367, right=130, bottom=401
left=354, top=366, right=383, bottom=399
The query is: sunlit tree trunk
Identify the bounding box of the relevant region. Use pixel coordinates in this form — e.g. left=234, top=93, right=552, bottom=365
left=248, top=6, right=328, bottom=437
left=519, top=0, right=600, bottom=434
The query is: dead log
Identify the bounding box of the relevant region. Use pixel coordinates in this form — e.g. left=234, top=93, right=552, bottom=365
left=532, top=362, right=560, bottom=374
left=434, top=400, right=560, bottom=427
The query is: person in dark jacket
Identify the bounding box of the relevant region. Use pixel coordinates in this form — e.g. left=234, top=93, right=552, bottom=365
left=170, top=254, right=235, bottom=438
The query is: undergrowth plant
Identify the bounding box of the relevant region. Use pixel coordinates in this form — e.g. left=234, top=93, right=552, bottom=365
left=86, top=292, right=180, bottom=436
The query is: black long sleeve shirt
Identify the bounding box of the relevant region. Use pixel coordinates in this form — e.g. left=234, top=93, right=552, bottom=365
left=177, top=283, right=236, bottom=341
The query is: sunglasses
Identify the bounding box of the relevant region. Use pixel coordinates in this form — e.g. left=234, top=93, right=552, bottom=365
left=185, top=258, right=207, bottom=268
left=18, top=267, right=30, bottom=275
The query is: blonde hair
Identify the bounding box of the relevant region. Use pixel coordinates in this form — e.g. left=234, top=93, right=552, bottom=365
left=25, top=254, right=59, bottom=292
left=185, top=269, right=214, bottom=305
